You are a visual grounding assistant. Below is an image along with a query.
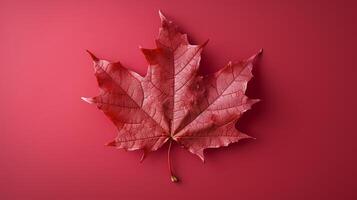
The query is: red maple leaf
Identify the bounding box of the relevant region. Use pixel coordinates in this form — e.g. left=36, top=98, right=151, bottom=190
left=82, top=11, right=262, bottom=182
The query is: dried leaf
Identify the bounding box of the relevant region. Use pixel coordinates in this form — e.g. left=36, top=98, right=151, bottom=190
left=82, top=11, right=262, bottom=182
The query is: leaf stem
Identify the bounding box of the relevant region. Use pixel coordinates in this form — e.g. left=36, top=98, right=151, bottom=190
left=168, top=139, right=178, bottom=182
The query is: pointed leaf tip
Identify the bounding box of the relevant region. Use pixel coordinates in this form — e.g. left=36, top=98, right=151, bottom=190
left=86, top=50, right=98, bottom=61
left=202, top=39, right=209, bottom=47
left=255, top=48, right=264, bottom=58
left=105, top=141, right=116, bottom=147
left=81, top=97, right=94, bottom=104
left=158, top=10, right=167, bottom=21
left=250, top=98, right=261, bottom=105
left=247, top=48, right=264, bottom=63
left=240, top=132, right=256, bottom=140
left=197, top=150, right=205, bottom=163
left=140, top=150, right=148, bottom=163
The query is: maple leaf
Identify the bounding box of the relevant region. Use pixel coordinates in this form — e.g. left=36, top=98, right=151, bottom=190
left=82, top=11, right=262, bottom=182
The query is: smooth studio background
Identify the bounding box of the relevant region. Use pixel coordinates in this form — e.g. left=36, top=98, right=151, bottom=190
left=1, top=0, right=356, bottom=199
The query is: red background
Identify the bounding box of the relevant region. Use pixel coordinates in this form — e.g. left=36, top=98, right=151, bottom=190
left=1, top=0, right=356, bottom=199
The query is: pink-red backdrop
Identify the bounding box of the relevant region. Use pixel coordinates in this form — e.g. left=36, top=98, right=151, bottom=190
left=1, top=0, right=356, bottom=199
